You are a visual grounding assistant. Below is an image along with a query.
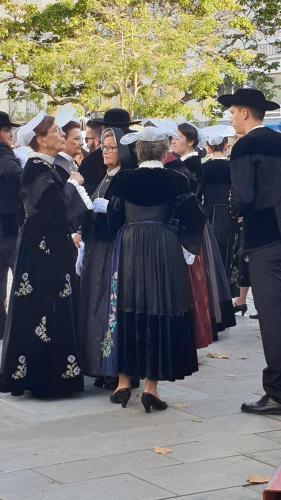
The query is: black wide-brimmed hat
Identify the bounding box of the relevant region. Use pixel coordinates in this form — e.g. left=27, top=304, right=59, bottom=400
left=218, top=88, right=280, bottom=111
left=0, top=111, right=20, bottom=128
left=94, top=108, right=141, bottom=127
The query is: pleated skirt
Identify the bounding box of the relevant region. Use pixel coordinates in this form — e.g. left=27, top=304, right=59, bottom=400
left=102, top=222, right=198, bottom=381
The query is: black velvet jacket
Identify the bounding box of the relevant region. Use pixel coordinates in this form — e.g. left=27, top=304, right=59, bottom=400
left=107, top=168, right=207, bottom=255
left=230, top=127, right=281, bottom=251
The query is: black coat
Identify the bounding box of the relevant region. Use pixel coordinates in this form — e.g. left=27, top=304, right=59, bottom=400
left=166, top=155, right=202, bottom=196
left=79, top=148, right=107, bottom=196
left=0, top=144, right=22, bottom=237
left=230, top=127, right=281, bottom=251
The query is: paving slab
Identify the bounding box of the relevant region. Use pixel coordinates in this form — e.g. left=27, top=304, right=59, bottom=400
left=177, top=485, right=262, bottom=498
left=35, top=450, right=181, bottom=483
left=133, top=455, right=275, bottom=496
left=170, top=434, right=281, bottom=463
left=246, top=448, right=281, bottom=467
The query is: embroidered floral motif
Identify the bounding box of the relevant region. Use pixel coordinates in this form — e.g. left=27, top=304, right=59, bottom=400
left=14, top=273, right=33, bottom=297
left=61, top=355, right=81, bottom=379
left=35, top=316, right=51, bottom=343
left=39, top=237, right=50, bottom=255
left=101, top=271, right=118, bottom=358
left=59, top=274, right=72, bottom=298
left=12, top=355, right=27, bottom=380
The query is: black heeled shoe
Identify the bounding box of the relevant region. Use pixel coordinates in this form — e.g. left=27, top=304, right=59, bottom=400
left=110, top=388, right=131, bottom=408
left=141, top=393, right=168, bottom=413
left=233, top=303, right=247, bottom=316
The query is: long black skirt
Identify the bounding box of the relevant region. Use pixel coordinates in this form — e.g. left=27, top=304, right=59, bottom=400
left=0, top=218, right=83, bottom=397
left=101, top=222, right=198, bottom=382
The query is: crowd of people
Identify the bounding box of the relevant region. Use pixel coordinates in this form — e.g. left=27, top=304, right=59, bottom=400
left=0, top=87, right=281, bottom=415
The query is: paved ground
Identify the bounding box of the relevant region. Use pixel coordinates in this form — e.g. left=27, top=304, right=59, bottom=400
left=0, top=306, right=280, bottom=500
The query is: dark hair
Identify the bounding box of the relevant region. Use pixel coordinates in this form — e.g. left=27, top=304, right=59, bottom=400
left=178, top=123, right=199, bottom=148
left=86, top=119, right=102, bottom=138
left=29, top=115, right=55, bottom=152
left=207, top=137, right=228, bottom=153
left=237, top=105, right=265, bottom=121
left=62, top=120, right=80, bottom=138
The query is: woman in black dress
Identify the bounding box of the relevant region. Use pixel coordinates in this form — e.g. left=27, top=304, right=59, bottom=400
left=202, top=133, right=234, bottom=278
left=96, top=127, right=206, bottom=412
left=0, top=113, right=92, bottom=398
left=169, top=123, right=236, bottom=337
left=78, top=127, right=133, bottom=382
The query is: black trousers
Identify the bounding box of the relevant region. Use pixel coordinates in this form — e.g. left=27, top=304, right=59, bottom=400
left=0, top=237, right=17, bottom=339
left=249, top=242, right=281, bottom=402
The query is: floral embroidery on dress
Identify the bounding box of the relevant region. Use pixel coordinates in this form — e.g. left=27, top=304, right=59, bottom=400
left=35, top=316, right=51, bottom=343
left=39, top=237, right=50, bottom=255
left=101, top=271, right=118, bottom=358
left=61, top=355, right=81, bottom=379
left=14, top=273, right=33, bottom=297
left=12, top=355, right=27, bottom=380
left=59, top=274, right=72, bottom=298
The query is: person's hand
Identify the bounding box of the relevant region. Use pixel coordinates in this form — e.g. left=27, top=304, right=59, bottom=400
left=92, top=198, right=109, bottom=214
left=72, top=233, right=82, bottom=249
left=70, top=171, right=84, bottom=185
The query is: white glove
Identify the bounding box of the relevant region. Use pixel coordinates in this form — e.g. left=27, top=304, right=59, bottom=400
left=182, top=247, right=196, bottom=266
left=92, top=198, right=109, bottom=213
left=75, top=241, right=85, bottom=276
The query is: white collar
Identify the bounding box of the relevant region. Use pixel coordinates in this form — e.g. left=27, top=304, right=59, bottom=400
left=107, top=166, right=120, bottom=177
left=59, top=151, right=75, bottom=163
left=181, top=151, right=198, bottom=162
left=138, top=160, right=164, bottom=169
left=249, top=125, right=264, bottom=133
left=28, top=152, right=55, bottom=165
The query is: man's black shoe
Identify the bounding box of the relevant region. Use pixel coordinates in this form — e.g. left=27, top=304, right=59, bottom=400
left=241, top=394, right=281, bottom=414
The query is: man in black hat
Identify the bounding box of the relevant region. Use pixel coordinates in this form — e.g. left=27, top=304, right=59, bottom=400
left=0, top=112, right=22, bottom=339
left=218, top=88, right=281, bottom=414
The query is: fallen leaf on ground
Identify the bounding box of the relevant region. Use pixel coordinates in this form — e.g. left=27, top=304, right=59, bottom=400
left=173, top=403, right=189, bottom=409
left=207, top=352, right=231, bottom=359
left=238, top=356, right=249, bottom=360
left=154, top=447, right=172, bottom=455
left=246, top=474, right=271, bottom=485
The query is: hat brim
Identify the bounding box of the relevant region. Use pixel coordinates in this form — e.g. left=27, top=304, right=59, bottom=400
left=94, top=118, right=141, bottom=126
left=218, top=94, right=280, bottom=111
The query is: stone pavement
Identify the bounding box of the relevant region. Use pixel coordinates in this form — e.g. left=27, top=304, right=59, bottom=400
left=0, top=312, right=280, bottom=500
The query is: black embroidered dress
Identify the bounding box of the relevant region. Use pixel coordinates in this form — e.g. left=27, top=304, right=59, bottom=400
left=101, top=164, right=206, bottom=381
left=0, top=154, right=91, bottom=397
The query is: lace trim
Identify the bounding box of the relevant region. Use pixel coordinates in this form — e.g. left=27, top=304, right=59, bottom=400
left=138, top=160, right=164, bottom=169
left=67, top=179, right=92, bottom=209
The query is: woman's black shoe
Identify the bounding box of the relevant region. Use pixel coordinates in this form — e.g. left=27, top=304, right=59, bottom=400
left=141, top=393, right=168, bottom=413
left=249, top=313, right=259, bottom=320
left=233, top=303, right=247, bottom=316
left=110, top=388, right=131, bottom=408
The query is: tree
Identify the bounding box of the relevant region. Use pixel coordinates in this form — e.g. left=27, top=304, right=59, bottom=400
left=0, top=0, right=280, bottom=118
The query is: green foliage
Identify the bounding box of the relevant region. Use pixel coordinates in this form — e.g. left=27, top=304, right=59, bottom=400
left=0, top=0, right=280, bottom=118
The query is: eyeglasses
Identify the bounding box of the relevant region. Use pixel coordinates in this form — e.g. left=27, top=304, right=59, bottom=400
left=101, top=145, right=118, bottom=152
left=85, top=137, right=97, bottom=143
